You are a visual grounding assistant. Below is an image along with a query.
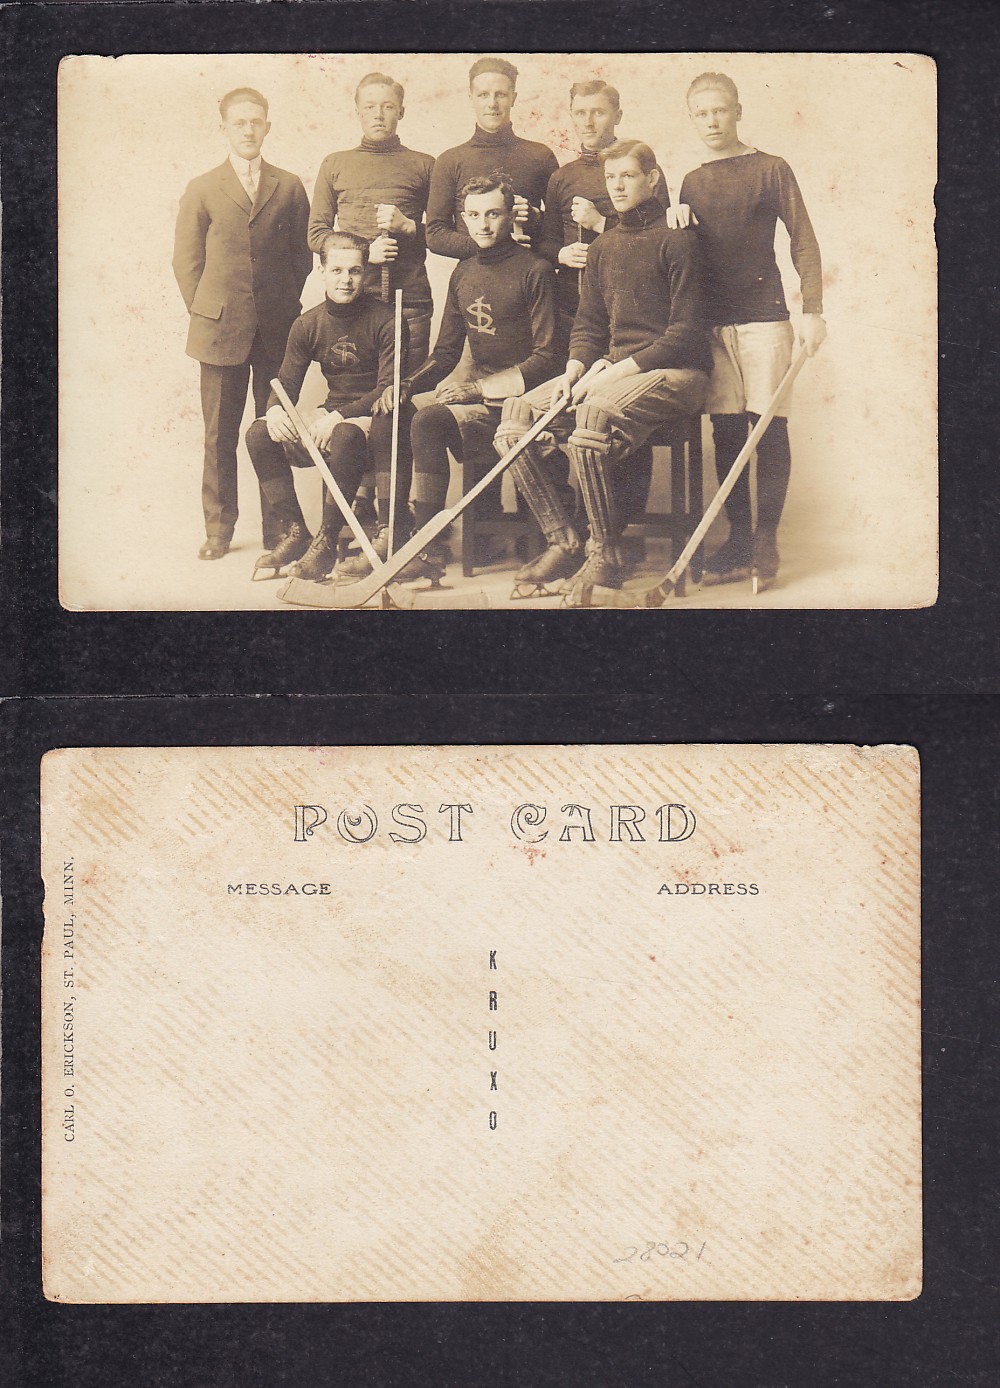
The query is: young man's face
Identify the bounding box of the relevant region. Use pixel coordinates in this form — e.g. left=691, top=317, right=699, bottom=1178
left=687, top=87, right=742, bottom=153
left=470, top=72, right=516, bottom=132
left=356, top=84, right=403, bottom=143
left=321, top=247, right=366, bottom=304
left=221, top=100, right=270, bottom=161
left=604, top=154, right=659, bottom=214
left=570, top=92, right=621, bottom=150
left=461, top=188, right=514, bottom=249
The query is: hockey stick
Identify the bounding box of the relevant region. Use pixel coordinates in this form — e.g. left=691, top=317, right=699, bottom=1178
left=269, top=379, right=384, bottom=573
left=387, top=288, right=403, bottom=558
left=280, top=395, right=569, bottom=609
left=565, top=346, right=809, bottom=608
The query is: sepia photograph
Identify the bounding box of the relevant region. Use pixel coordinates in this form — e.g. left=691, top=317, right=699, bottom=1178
left=57, top=51, right=937, bottom=611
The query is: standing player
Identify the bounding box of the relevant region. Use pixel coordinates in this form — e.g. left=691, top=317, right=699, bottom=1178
left=675, top=72, right=826, bottom=590
left=496, top=139, right=711, bottom=599
left=244, top=232, right=409, bottom=582
left=426, top=57, right=558, bottom=261
left=308, top=71, right=435, bottom=370
left=357, top=174, right=559, bottom=583
left=308, top=72, right=434, bottom=533
left=173, top=88, right=311, bottom=560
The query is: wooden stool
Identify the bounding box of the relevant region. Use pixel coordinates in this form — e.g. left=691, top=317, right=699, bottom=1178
left=623, top=413, right=705, bottom=581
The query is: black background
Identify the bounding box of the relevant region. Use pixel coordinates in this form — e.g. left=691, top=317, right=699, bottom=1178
left=2, top=1, right=998, bottom=1385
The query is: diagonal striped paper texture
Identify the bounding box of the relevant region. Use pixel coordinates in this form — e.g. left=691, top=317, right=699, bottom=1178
left=41, top=745, right=921, bottom=1302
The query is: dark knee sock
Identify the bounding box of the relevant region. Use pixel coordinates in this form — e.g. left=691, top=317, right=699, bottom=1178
left=371, top=406, right=414, bottom=527
left=748, top=414, right=791, bottom=533
left=411, top=405, right=461, bottom=528
left=246, top=420, right=304, bottom=529
left=322, top=423, right=369, bottom=525
left=711, top=413, right=752, bottom=538
left=618, top=441, right=654, bottom=525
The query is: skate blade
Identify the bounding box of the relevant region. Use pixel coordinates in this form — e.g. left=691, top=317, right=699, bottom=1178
left=701, top=565, right=752, bottom=588
left=252, top=565, right=287, bottom=582
left=509, top=582, right=563, bottom=601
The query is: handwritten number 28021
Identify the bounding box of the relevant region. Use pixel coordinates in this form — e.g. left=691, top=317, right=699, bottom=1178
left=613, top=1242, right=706, bottom=1262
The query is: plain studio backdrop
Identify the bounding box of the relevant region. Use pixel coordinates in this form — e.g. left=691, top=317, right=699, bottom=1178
left=57, top=52, right=937, bottom=611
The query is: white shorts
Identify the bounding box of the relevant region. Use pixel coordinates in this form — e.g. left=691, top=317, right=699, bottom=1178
left=706, top=320, right=795, bottom=418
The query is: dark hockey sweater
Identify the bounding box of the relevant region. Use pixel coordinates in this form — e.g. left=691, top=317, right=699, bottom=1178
left=679, top=150, right=823, bottom=325
left=268, top=294, right=405, bottom=419
left=408, top=237, right=558, bottom=398
left=569, top=198, right=712, bottom=375
left=426, top=125, right=559, bottom=260
left=538, top=147, right=670, bottom=316
left=307, top=137, right=435, bottom=309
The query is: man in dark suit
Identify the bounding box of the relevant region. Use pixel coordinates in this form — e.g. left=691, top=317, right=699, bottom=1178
left=173, top=88, right=312, bottom=559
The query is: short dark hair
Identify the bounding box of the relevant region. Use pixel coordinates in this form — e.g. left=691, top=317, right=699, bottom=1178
left=687, top=72, right=740, bottom=106
left=468, top=56, right=518, bottom=89
left=319, top=231, right=370, bottom=267
left=569, top=79, right=622, bottom=110
left=355, top=71, right=405, bottom=106
left=219, top=88, right=268, bottom=120
left=459, top=173, right=515, bottom=213
left=600, top=138, right=657, bottom=175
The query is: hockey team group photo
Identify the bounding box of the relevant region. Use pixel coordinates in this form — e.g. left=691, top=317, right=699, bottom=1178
left=57, top=52, right=937, bottom=610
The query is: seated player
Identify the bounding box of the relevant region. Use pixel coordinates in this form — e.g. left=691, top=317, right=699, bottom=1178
left=353, top=173, right=559, bottom=583
left=538, top=78, right=672, bottom=536
left=496, top=139, right=711, bottom=599
left=672, top=72, right=826, bottom=590
left=244, top=231, right=409, bottom=580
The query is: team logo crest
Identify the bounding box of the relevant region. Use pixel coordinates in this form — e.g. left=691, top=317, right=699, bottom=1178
left=466, top=296, right=497, bottom=336
left=329, top=335, right=360, bottom=367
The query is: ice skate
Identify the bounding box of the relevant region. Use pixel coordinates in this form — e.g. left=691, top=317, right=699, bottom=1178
left=561, top=540, right=623, bottom=607
left=701, top=534, right=752, bottom=587
left=336, top=521, right=411, bottom=581
left=396, top=535, right=451, bottom=587
left=751, top=528, right=780, bottom=595
left=510, top=543, right=582, bottom=600
left=252, top=521, right=312, bottom=580
left=288, top=526, right=339, bottom=583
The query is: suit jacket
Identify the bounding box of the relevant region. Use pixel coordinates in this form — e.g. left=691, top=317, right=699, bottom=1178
left=173, top=159, right=312, bottom=367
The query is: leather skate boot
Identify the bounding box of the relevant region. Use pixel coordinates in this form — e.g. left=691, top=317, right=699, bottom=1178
left=252, top=521, right=312, bottom=580
left=397, top=535, right=451, bottom=585
left=562, top=538, right=624, bottom=605
left=702, top=532, right=752, bottom=586
left=510, top=539, right=582, bottom=599
left=288, top=526, right=339, bottom=582
left=752, top=527, right=780, bottom=593
left=336, top=520, right=411, bottom=580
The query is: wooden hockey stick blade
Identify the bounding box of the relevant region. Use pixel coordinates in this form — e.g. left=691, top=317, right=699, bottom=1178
left=279, top=396, right=569, bottom=609
left=270, top=379, right=381, bottom=570
left=279, top=576, right=415, bottom=609
left=569, top=347, right=810, bottom=608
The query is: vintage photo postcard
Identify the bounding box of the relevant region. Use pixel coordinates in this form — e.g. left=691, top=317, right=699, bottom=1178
left=57, top=52, right=936, bottom=612
left=41, top=743, right=921, bottom=1302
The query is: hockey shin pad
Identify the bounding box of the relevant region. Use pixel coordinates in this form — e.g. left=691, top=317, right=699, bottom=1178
left=567, top=405, right=623, bottom=556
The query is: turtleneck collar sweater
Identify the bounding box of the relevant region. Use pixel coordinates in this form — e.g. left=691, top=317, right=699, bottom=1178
left=469, top=124, right=517, bottom=148
left=618, top=196, right=666, bottom=232
left=359, top=134, right=403, bottom=154
left=474, top=235, right=520, bottom=265
left=324, top=294, right=365, bottom=321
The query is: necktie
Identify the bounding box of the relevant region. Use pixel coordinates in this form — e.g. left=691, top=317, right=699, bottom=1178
left=245, top=167, right=258, bottom=203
